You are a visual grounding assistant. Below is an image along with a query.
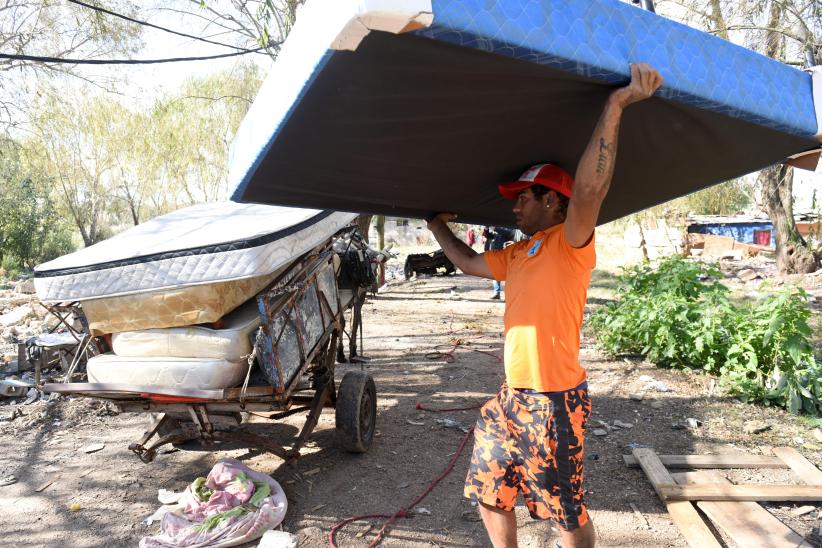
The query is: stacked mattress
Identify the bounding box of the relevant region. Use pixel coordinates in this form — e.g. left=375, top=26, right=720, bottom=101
left=35, top=202, right=357, bottom=334
left=35, top=202, right=357, bottom=390
left=88, top=300, right=261, bottom=390
left=228, top=0, right=821, bottom=227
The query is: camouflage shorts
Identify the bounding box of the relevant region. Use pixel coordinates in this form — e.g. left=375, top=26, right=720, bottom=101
left=464, top=382, right=591, bottom=530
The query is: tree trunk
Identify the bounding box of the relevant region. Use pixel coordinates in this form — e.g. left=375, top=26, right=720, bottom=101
left=757, top=164, right=820, bottom=274
left=708, top=0, right=728, bottom=39
left=356, top=215, right=372, bottom=244
left=375, top=215, right=385, bottom=251
left=752, top=2, right=818, bottom=274
left=129, top=201, right=140, bottom=226
left=374, top=215, right=386, bottom=287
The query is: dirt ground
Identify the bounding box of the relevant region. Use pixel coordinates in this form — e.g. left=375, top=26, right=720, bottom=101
left=1, top=255, right=821, bottom=547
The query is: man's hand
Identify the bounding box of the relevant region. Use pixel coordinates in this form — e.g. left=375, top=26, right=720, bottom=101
left=610, top=63, right=663, bottom=109
left=426, top=212, right=457, bottom=230
left=425, top=213, right=493, bottom=279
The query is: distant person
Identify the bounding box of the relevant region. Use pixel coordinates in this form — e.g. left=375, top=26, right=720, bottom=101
left=466, top=226, right=477, bottom=248
left=426, top=64, right=663, bottom=548
left=483, top=226, right=515, bottom=299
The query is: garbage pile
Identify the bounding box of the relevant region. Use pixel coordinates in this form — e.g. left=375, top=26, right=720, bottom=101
left=141, top=458, right=287, bottom=548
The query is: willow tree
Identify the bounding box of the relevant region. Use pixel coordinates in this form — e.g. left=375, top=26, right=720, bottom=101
left=26, top=91, right=134, bottom=246
left=0, top=1, right=142, bottom=133
left=146, top=63, right=263, bottom=208
left=657, top=0, right=820, bottom=273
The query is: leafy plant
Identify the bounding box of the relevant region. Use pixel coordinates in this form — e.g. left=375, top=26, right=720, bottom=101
left=722, top=288, right=821, bottom=414
left=590, top=256, right=821, bottom=415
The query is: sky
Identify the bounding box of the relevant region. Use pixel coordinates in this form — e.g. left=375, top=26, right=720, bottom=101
left=116, top=2, right=274, bottom=107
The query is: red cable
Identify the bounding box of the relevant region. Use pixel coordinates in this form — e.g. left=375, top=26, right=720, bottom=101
left=329, top=426, right=475, bottom=548
left=329, top=310, right=493, bottom=546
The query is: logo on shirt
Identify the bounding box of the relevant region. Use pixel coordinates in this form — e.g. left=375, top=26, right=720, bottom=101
left=527, top=239, right=543, bottom=257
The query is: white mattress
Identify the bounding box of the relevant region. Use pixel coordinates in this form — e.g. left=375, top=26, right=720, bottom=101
left=111, top=300, right=261, bottom=360
left=87, top=353, right=248, bottom=390
left=34, top=202, right=357, bottom=302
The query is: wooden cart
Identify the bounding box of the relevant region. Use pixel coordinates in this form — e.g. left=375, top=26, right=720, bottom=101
left=44, top=231, right=377, bottom=463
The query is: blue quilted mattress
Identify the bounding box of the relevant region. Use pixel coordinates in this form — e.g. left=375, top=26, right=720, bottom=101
left=228, top=0, right=820, bottom=227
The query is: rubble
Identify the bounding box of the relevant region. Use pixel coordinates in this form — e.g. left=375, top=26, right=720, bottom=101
left=743, top=420, right=771, bottom=434
left=83, top=442, right=106, bottom=454
left=0, top=305, right=34, bottom=328
left=14, top=280, right=35, bottom=294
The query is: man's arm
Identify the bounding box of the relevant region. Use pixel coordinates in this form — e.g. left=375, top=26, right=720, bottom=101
left=427, top=214, right=494, bottom=279
left=565, top=63, right=663, bottom=248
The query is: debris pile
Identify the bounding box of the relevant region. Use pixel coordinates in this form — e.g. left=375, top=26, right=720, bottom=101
left=141, top=459, right=287, bottom=548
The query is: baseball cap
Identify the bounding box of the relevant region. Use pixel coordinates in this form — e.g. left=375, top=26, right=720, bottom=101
left=498, top=163, right=574, bottom=200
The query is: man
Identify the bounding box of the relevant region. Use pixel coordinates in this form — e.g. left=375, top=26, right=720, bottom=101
left=426, top=64, right=663, bottom=548
left=482, top=226, right=516, bottom=299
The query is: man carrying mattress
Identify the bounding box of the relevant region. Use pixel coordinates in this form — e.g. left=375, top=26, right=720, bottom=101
left=426, top=63, right=663, bottom=548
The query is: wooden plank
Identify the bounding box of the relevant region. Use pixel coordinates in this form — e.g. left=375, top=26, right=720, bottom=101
left=661, top=484, right=822, bottom=502
left=223, top=386, right=274, bottom=399
left=623, top=454, right=787, bottom=469
left=664, top=500, right=723, bottom=548
left=632, top=448, right=677, bottom=501
left=772, top=447, right=822, bottom=485
left=632, top=448, right=721, bottom=548
left=672, top=471, right=804, bottom=548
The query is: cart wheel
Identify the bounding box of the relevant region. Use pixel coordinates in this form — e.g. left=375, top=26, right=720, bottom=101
left=335, top=371, right=376, bottom=453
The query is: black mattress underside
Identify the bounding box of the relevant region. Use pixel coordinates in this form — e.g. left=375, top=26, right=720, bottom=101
left=235, top=31, right=819, bottom=227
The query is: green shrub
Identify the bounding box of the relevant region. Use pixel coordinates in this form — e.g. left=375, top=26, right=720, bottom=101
left=589, top=257, right=734, bottom=373
left=0, top=255, right=21, bottom=280
left=590, top=256, right=821, bottom=415
left=39, top=221, right=76, bottom=263
left=722, top=287, right=821, bottom=415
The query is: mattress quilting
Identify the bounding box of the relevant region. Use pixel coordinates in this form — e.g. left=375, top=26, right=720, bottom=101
left=111, top=300, right=261, bottom=360
left=86, top=353, right=248, bottom=391
left=34, top=202, right=357, bottom=302
left=82, top=270, right=277, bottom=335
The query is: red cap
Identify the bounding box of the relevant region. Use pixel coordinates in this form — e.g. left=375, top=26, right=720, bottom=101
left=498, top=163, right=574, bottom=200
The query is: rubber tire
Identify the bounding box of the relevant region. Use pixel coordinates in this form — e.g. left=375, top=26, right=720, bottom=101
left=335, top=371, right=377, bottom=453
left=403, top=261, right=413, bottom=280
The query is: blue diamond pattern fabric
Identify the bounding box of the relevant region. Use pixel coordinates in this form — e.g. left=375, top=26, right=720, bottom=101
left=416, top=0, right=816, bottom=137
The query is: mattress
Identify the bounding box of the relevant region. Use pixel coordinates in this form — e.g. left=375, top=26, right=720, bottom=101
left=228, top=0, right=821, bottom=227
left=86, top=353, right=248, bottom=390
left=34, top=202, right=358, bottom=302
left=111, top=299, right=261, bottom=360
left=82, top=270, right=276, bottom=335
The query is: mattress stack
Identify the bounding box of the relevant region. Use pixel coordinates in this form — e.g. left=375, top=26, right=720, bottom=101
left=34, top=203, right=357, bottom=390
left=88, top=300, right=261, bottom=390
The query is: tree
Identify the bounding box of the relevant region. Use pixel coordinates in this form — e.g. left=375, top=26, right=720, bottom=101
left=19, top=61, right=262, bottom=246
left=26, top=90, right=131, bottom=246
left=656, top=0, right=821, bottom=273
left=0, top=1, right=142, bottom=132
left=145, top=62, right=263, bottom=208
left=679, top=179, right=753, bottom=216
left=0, top=137, right=75, bottom=268
left=170, top=1, right=303, bottom=57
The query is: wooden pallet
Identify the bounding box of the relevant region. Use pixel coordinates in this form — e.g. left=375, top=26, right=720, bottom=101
left=625, top=447, right=821, bottom=548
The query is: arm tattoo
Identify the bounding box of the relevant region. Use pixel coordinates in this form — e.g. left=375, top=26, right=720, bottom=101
left=596, top=138, right=615, bottom=175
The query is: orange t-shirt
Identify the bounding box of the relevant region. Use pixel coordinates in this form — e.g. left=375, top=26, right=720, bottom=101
left=484, top=224, right=595, bottom=392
